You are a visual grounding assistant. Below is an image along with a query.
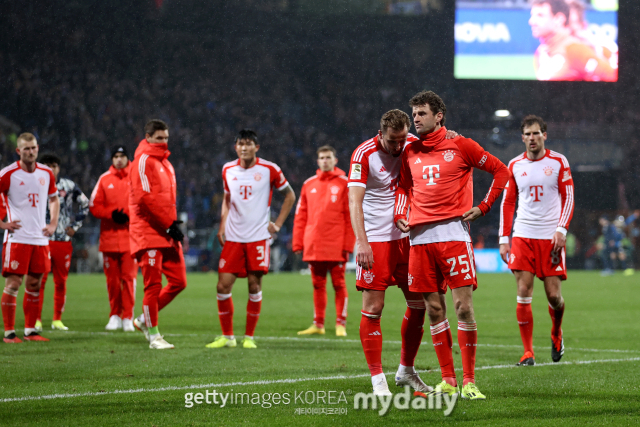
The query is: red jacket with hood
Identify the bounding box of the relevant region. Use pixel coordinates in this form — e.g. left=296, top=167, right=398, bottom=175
left=90, top=164, right=132, bottom=253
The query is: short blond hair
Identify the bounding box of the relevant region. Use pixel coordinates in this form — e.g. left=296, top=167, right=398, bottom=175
left=380, top=109, right=411, bottom=132
left=16, top=132, right=37, bottom=147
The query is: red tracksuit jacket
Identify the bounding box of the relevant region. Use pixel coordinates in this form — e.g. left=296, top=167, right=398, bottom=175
left=128, top=139, right=179, bottom=257
left=90, top=164, right=132, bottom=253
left=292, top=167, right=356, bottom=262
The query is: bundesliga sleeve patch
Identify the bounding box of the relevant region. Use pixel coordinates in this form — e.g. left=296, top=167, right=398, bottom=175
left=350, top=163, right=362, bottom=180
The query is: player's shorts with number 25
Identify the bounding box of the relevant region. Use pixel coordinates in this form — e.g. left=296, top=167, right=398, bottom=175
left=508, top=237, right=567, bottom=280
left=408, top=241, right=478, bottom=294
left=218, top=239, right=270, bottom=277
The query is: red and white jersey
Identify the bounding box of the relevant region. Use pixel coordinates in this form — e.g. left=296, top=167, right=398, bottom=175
left=347, top=134, right=418, bottom=242
left=0, top=162, right=58, bottom=246
left=499, top=149, right=574, bottom=242
left=222, top=157, right=289, bottom=243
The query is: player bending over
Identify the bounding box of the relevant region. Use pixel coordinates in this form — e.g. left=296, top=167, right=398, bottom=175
left=207, top=129, right=295, bottom=349
left=0, top=133, right=60, bottom=343
left=293, top=145, right=354, bottom=337
left=394, top=91, right=511, bottom=400
left=349, top=109, right=460, bottom=396
left=499, top=115, right=574, bottom=366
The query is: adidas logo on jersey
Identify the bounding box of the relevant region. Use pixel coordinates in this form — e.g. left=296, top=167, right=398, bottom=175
left=310, top=188, right=317, bottom=193
left=379, top=166, right=386, bottom=172
left=19, top=181, right=25, bottom=186
left=232, top=177, right=238, bottom=180
left=369, top=331, right=381, bottom=336
left=521, top=172, right=527, bottom=177
left=414, top=158, right=422, bottom=164
left=555, top=265, right=563, bottom=271
left=464, top=273, right=472, bottom=280
left=108, top=184, right=114, bottom=189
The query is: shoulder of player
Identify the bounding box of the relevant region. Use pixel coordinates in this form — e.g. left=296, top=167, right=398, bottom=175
left=546, top=150, right=570, bottom=168
left=508, top=153, right=528, bottom=169
left=222, top=159, right=240, bottom=174
left=0, top=162, right=20, bottom=177
left=351, top=137, right=377, bottom=163
left=406, top=133, right=419, bottom=143
left=256, top=157, right=282, bottom=172
left=302, top=175, right=319, bottom=186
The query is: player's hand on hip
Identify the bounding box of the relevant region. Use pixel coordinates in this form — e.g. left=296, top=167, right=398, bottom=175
left=268, top=221, right=280, bottom=234
left=42, top=223, right=56, bottom=237
left=217, top=229, right=226, bottom=246
left=551, top=231, right=566, bottom=253
left=396, top=219, right=411, bottom=233
left=499, top=243, right=510, bottom=264
left=1, top=220, right=21, bottom=232
left=445, top=129, right=461, bottom=139
left=462, top=207, right=482, bottom=222
left=355, top=240, right=374, bottom=271
left=65, top=227, right=75, bottom=237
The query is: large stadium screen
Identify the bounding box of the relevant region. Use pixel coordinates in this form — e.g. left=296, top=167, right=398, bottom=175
left=454, top=0, right=618, bottom=81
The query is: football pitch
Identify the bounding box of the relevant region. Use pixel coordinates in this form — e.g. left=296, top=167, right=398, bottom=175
left=1, top=271, right=638, bottom=426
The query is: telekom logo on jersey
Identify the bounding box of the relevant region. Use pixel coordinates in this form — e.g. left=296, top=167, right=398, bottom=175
left=422, top=165, right=440, bottom=186
left=239, top=185, right=252, bottom=200
left=529, top=185, right=543, bottom=202
left=28, top=193, right=39, bottom=207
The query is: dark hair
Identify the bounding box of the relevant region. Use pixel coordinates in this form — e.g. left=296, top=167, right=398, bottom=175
left=39, top=153, right=62, bottom=166
left=408, top=91, right=447, bottom=127
left=316, top=145, right=336, bottom=156
left=521, top=115, right=547, bottom=133
left=236, top=129, right=258, bottom=145
left=380, top=109, right=411, bottom=132
left=532, top=0, right=570, bottom=25
left=144, top=119, right=169, bottom=137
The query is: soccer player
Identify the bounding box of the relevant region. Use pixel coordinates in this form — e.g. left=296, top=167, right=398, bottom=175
left=349, top=109, right=459, bottom=396
left=129, top=120, right=187, bottom=350
left=394, top=91, right=511, bottom=400
left=499, top=115, right=574, bottom=366
left=293, top=145, right=355, bottom=337
left=529, top=0, right=617, bottom=81
left=207, top=129, right=295, bottom=349
left=566, top=0, right=618, bottom=71
left=0, top=133, right=60, bottom=343
left=35, top=153, right=89, bottom=332
left=90, top=145, right=137, bottom=332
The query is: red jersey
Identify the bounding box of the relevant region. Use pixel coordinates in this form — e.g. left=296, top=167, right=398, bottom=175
left=292, top=167, right=355, bottom=262
left=394, top=127, right=510, bottom=229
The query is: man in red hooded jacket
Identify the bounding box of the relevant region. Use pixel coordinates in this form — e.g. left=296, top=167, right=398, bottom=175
left=129, top=120, right=187, bottom=350
left=293, top=145, right=355, bottom=337
left=90, top=145, right=137, bottom=332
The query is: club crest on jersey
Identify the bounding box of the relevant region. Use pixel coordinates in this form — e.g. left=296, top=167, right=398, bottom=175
left=10, top=260, right=19, bottom=270
left=39, top=178, right=46, bottom=185
left=510, top=253, right=516, bottom=263
left=408, top=273, right=414, bottom=287
left=350, top=163, right=361, bottom=180
left=254, top=173, right=262, bottom=182
left=330, top=186, right=340, bottom=195
left=442, top=150, right=455, bottom=162
left=363, top=271, right=375, bottom=284
left=544, top=166, right=554, bottom=176
left=147, top=250, right=157, bottom=258
left=219, top=258, right=226, bottom=269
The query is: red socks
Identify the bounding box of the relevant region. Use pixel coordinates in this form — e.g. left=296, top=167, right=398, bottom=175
left=360, top=311, right=383, bottom=376
left=334, top=285, right=348, bottom=327
left=517, top=296, right=534, bottom=356
left=549, top=301, right=565, bottom=337
left=37, top=274, right=46, bottom=321
left=245, top=292, right=262, bottom=338
left=52, top=277, right=66, bottom=321
left=400, top=300, right=425, bottom=367
left=217, top=293, right=234, bottom=337
left=430, top=319, right=456, bottom=386
left=2, top=288, right=18, bottom=332
left=311, top=273, right=327, bottom=328
left=458, top=321, right=477, bottom=386
left=23, top=289, right=40, bottom=329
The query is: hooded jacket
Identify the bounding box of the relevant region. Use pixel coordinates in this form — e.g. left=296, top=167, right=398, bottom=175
left=90, top=164, right=132, bottom=253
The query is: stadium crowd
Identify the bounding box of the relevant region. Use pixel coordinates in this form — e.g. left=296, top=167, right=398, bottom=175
left=1, top=1, right=639, bottom=270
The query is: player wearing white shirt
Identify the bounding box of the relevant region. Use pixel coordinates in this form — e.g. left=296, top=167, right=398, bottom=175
left=207, top=129, right=296, bottom=350
left=499, top=115, right=575, bottom=367
left=0, top=133, right=60, bottom=343
left=348, top=110, right=455, bottom=396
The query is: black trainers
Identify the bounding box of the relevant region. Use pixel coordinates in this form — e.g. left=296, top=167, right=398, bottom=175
left=516, top=352, right=535, bottom=366
left=551, top=335, right=564, bottom=362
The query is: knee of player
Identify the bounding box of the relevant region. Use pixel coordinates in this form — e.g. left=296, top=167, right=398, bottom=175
left=454, top=301, right=474, bottom=320
left=547, top=294, right=563, bottom=308
left=363, top=301, right=384, bottom=316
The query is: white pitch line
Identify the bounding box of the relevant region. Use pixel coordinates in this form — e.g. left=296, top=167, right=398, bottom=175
left=51, top=331, right=640, bottom=354
left=1, top=357, right=639, bottom=404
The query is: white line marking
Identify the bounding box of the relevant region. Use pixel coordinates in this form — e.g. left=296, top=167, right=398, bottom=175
left=1, top=357, right=639, bottom=403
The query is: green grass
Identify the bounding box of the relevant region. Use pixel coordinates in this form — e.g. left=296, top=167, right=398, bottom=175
left=454, top=55, right=537, bottom=80
left=1, top=271, right=639, bottom=426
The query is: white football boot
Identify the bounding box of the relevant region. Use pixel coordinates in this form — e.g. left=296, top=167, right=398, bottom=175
left=105, top=315, right=122, bottom=331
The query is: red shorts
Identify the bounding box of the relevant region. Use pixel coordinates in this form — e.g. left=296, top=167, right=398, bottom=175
left=408, top=241, right=477, bottom=294
left=2, top=242, right=51, bottom=277
left=356, top=238, right=409, bottom=291
left=219, top=240, right=270, bottom=277
left=508, top=237, right=567, bottom=280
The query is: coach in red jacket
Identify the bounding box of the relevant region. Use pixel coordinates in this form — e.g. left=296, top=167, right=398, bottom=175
left=293, top=145, right=355, bottom=337
left=129, top=120, right=187, bottom=350
left=90, top=145, right=137, bottom=332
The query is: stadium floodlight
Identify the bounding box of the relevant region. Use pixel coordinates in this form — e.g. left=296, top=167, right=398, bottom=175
left=494, top=110, right=511, bottom=118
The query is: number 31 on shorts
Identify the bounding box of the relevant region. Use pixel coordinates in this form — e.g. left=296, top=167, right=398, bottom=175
left=446, top=255, right=470, bottom=276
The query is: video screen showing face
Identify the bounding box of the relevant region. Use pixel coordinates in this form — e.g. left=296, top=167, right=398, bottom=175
left=454, top=0, right=618, bottom=81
